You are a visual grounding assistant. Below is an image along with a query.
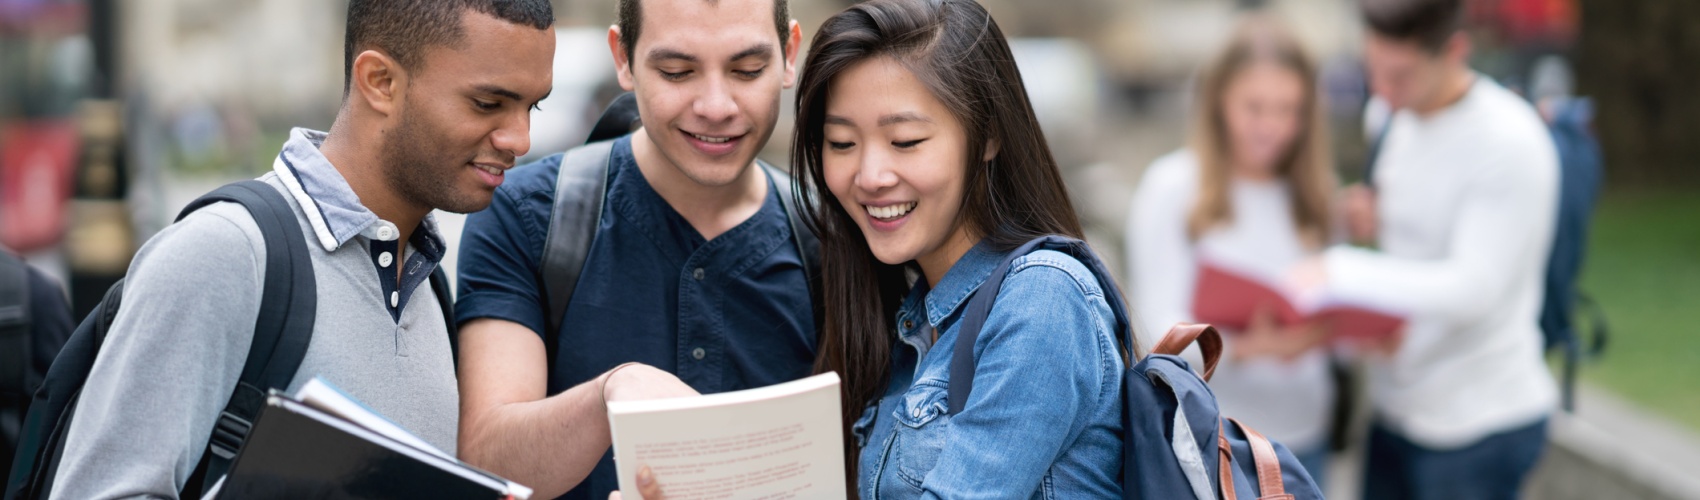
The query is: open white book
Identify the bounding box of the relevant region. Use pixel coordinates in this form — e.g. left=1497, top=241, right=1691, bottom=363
left=607, top=372, right=846, bottom=500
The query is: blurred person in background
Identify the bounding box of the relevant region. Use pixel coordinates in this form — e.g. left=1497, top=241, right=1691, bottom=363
left=1125, top=14, right=1340, bottom=485
left=1311, top=0, right=1561, bottom=497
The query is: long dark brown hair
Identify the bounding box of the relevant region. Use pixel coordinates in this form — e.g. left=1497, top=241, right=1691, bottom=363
left=789, top=0, right=1104, bottom=488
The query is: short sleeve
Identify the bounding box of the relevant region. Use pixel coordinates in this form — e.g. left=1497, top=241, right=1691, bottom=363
left=454, top=168, right=555, bottom=337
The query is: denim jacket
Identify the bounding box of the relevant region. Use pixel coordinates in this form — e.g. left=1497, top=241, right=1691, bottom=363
left=853, top=242, right=1125, bottom=499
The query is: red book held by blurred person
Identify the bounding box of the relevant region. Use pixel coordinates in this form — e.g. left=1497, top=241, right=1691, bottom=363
left=1190, top=260, right=1405, bottom=340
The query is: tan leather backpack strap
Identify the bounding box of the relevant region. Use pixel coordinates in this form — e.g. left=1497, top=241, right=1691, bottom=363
left=1218, top=420, right=1238, bottom=500
left=1228, top=417, right=1294, bottom=500
left=1153, top=323, right=1223, bottom=382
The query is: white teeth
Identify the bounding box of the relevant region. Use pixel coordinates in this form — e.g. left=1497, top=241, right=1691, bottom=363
left=865, top=202, right=916, bottom=220
left=691, top=133, right=731, bottom=144
left=474, top=164, right=504, bottom=176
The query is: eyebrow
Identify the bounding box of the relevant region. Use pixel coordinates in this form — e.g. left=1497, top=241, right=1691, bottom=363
left=878, top=112, right=932, bottom=127
left=823, top=112, right=935, bottom=127
left=475, top=85, right=550, bottom=104
left=728, top=43, right=775, bottom=63
left=647, top=48, right=697, bottom=64
left=647, top=43, right=776, bottom=65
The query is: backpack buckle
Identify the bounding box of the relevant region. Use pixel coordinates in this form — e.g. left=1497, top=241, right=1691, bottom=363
left=209, top=411, right=254, bottom=459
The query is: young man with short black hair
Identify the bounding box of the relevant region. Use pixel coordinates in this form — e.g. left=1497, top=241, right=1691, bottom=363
left=453, top=0, right=811, bottom=498
left=1313, top=0, right=1561, bottom=497
left=50, top=2, right=555, bottom=497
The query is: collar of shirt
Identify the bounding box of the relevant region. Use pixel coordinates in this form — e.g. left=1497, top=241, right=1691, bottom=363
left=270, top=127, right=446, bottom=263
left=893, top=240, right=1003, bottom=347
left=606, top=136, right=788, bottom=272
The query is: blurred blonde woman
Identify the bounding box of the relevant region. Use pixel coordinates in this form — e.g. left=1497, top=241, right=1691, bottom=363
left=1125, top=14, right=1339, bottom=484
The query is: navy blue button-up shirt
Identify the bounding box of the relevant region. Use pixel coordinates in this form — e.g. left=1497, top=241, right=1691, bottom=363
left=455, top=135, right=816, bottom=500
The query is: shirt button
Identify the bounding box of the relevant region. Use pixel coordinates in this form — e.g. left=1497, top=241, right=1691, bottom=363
left=692, top=347, right=706, bottom=360
left=692, top=268, right=705, bottom=281
left=390, top=291, right=399, bottom=307
left=378, top=251, right=393, bottom=268
left=911, top=407, right=924, bottom=419
left=376, top=226, right=395, bottom=240
left=903, top=320, right=915, bottom=330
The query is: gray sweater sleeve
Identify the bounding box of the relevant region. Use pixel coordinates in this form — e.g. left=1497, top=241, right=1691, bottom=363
left=51, top=202, right=266, bottom=500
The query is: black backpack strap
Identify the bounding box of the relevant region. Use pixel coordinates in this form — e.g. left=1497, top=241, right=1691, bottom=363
left=946, top=236, right=1133, bottom=414
left=0, top=251, right=30, bottom=400
left=540, top=141, right=616, bottom=369
left=172, top=180, right=317, bottom=495
left=430, top=268, right=459, bottom=371
left=585, top=92, right=641, bottom=145
left=759, top=161, right=821, bottom=327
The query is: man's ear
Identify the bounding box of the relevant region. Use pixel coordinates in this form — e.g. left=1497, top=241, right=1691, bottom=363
left=351, top=49, right=404, bottom=118
left=1442, top=31, right=1472, bottom=67
left=609, top=25, right=636, bottom=92
left=781, top=20, right=803, bottom=89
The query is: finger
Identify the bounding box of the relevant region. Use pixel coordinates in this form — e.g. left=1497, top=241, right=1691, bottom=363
left=638, top=465, right=664, bottom=499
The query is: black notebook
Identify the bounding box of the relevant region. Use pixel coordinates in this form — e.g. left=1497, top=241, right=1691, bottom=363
left=207, top=381, right=531, bottom=499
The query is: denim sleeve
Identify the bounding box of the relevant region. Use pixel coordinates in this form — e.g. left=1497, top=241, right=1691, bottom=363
left=921, top=255, right=1119, bottom=499
left=453, top=178, right=552, bottom=337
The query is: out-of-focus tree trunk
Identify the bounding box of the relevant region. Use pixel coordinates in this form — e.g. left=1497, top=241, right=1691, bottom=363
left=1576, top=0, right=1700, bottom=186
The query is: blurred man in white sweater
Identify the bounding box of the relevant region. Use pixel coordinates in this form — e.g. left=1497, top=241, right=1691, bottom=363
left=1308, top=0, right=1561, bottom=498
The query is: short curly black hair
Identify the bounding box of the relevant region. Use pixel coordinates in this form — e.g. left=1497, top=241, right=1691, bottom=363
left=1361, top=0, right=1463, bottom=54
left=343, top=0, right=555, bottom=95
left=616, top=0, right=790, bottom=62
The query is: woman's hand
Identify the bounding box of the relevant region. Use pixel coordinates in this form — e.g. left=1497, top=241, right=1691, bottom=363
left=1229, top=305, right=1331, bottom=362
left=607, top=466, right=663, bottom=500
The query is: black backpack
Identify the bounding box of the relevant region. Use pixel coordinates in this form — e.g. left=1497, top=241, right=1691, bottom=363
left=0, top=251, right=34, bottom=478
left=4, top=180, right=458, bottom=500
left=532, top=92, right=820, bottom=369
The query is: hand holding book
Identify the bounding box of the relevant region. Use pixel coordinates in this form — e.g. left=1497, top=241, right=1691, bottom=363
left=1191, top=257, right=1406, bottom=343
left=601, top=362, right=700, bottom=407
left=1228, top=304, right=1332, bottom=362
left=605, top=373, right=847, bottom=500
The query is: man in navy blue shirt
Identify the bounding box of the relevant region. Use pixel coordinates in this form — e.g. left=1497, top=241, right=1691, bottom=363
left=452, top=0, right=811, bottom=498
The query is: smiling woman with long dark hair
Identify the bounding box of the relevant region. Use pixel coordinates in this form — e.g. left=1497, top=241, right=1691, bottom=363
left=791, top=0, right=1133, bottom=497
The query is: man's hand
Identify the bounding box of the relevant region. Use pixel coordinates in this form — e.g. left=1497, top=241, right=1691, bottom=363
left=599, top=366, right=693, bottom=500
left=600, top=363, right=699, bottom=406
left=1343, top=183, right=1379, bottom=246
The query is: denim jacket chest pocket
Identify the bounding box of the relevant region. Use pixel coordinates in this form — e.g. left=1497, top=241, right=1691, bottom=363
left=891, top=379, right=951, bottom=489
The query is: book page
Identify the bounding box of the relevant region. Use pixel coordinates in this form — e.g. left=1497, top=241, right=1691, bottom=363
left=607, top=373, right=846, bottom=500
left=293, top=377, right=454, bottom=461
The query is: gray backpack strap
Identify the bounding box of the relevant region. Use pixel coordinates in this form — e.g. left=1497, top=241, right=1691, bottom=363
left=759, top=162, right=821, bottom=325
left=540, top=140, right=617, bottom=353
